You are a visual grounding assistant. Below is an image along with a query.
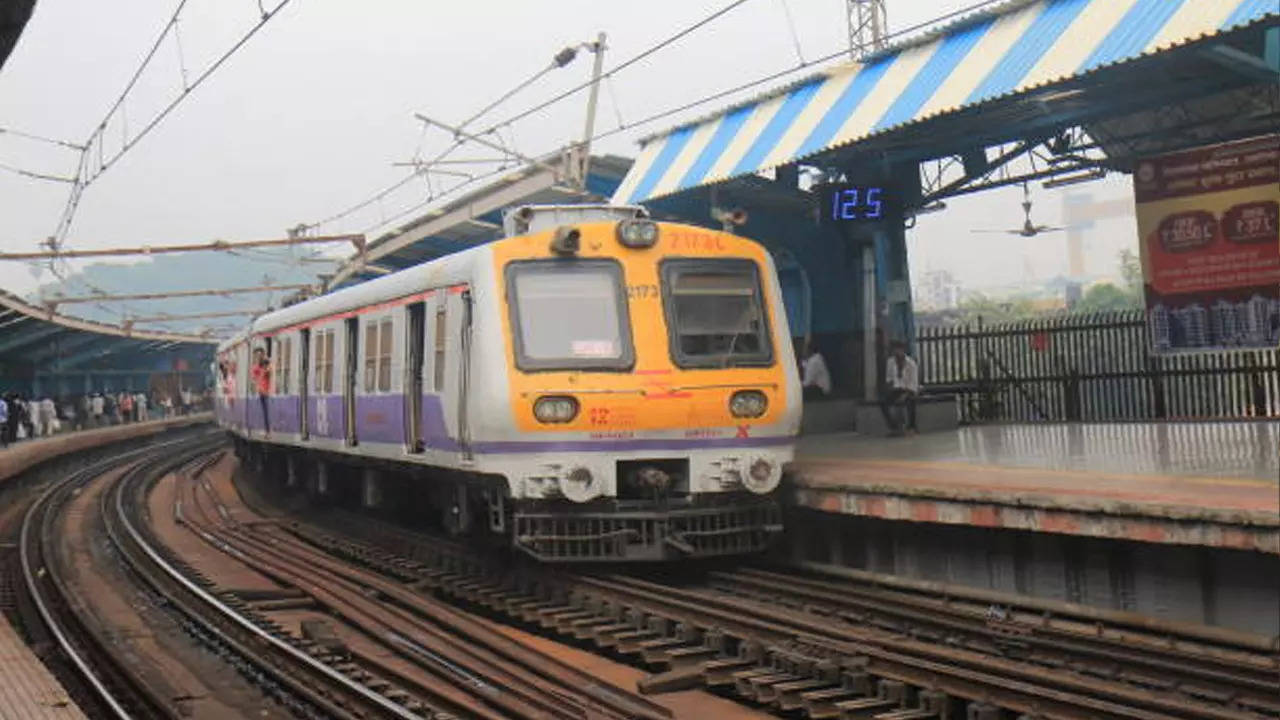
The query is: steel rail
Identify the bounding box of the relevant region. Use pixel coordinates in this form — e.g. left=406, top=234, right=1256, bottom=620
left=284, top=505, right=1278, bottom=720
left=17, top=435, right=206, bottom=720
left=183, top=469, right=670, bottom=720
left=709, top=567, right=1280, bottom=699
left=107, top=446, right=424, bottom=720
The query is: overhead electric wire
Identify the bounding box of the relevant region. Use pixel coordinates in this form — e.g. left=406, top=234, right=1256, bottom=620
left=482, top=0, right=754, bottom=134
left=0, top=160, right=77, bottom=184
left=0, top=126, right=86, bottom=151
left=776, top=0, right=806, bottom=65
left=587, top=44, right=853, bottom=144
left=52, top=0, right=294, bottom=243
left=310, top=2, right=754, bottom=237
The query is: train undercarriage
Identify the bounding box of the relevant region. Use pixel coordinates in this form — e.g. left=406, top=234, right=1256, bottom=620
left=233, top=437, right=782, bottom=562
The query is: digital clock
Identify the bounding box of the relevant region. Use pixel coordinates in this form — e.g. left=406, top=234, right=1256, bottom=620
left=822, top=184, right=892, bottom=223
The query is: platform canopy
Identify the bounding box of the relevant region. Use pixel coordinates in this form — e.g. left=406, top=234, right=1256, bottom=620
left=613, top=0, right=1279, bottom=204
left=0, top=290, right=215, bottom=396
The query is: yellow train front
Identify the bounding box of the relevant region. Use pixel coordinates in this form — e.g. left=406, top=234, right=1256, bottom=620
left=480, top=205, right=801, bottom=561
left=217, top=204, right=800, bottom=562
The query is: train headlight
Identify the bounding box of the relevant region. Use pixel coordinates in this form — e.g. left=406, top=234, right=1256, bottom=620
left=729, top=390, right=767, bottom=418
left=616, top=219, right=659, bottom=249
left=533, top=395, right=579, bottom=423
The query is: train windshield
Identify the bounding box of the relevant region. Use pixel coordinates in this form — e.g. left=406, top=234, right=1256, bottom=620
left=507, top=260, right=634, bottom=371
left=661, top=259, right=773, bottom=368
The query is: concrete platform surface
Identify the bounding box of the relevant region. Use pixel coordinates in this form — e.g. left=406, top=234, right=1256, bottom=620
left=0, top=610, right=86, bottom=719
left=790, top=422, right=1280, bottom=553
left=0, top=413, right=212, bottom=483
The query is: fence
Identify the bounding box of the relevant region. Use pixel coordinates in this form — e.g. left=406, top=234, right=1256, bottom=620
left=917, top=310, right=1280, bottom=423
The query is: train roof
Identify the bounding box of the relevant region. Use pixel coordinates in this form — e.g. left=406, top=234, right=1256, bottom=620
left=228, top=242, right=490, bottom=345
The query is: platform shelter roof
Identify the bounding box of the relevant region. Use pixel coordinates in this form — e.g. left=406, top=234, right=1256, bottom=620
left=0, top=290, right=215, bottom=392
left=612, top=0, right=1279, bottom=204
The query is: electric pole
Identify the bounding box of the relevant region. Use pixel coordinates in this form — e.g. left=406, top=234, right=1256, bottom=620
left=847, top=0, right=887, bottom=60
left=579, top=31, right=607, bottom=186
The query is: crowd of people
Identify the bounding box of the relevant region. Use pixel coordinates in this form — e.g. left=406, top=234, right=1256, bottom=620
left=0, top=387, right=211, bottom=447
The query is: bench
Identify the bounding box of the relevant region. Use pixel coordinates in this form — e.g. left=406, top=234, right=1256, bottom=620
left=852, top=393, right=958, bottom=435
left=800, top=392, right=960, bottom=436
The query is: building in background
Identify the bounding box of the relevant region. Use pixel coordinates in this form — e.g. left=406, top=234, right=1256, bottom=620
left=914, top=270, right=962, bottom=312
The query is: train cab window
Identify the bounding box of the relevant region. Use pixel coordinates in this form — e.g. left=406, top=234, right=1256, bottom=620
left=660, top=259, right=773, bottom=368
left=313, top=329, right=335, bottom=394
left=506, top=260, right=634, bottom=371
left=364, top=318, right=394, bottom=393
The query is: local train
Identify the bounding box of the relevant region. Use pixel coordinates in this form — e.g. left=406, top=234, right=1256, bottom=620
left=215, top=204, right=801, bottom=561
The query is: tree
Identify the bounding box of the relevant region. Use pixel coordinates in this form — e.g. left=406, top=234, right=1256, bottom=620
left=1074, top=283, right=1135, bottom=314
left=956, top=293, right=1040, bottom=325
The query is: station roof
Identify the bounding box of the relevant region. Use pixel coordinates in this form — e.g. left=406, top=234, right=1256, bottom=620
left=324, top=153, right=632, bottom=290
left=613, top=0, right=1279, bottom=204
left=0, top=290, right=216, bottom=382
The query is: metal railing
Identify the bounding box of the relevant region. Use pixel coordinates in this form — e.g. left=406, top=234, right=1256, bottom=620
left=917, top=311, right=1280, bottom=423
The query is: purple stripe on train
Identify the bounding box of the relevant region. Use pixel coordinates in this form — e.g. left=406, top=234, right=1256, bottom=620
left=228, top=392, right=788, bottom=455
left=471, top=435, right=792, bottom=454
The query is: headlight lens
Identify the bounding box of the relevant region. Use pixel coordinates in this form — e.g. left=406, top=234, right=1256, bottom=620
left=729, top=390, right=768, bottom=418
left=616, top=219, right=659, bottom=248
left=533, top=396, right=579, bottom=423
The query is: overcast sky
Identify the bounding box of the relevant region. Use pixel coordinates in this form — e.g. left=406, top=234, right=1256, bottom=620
left=1, top=0, right=1139, bottom=307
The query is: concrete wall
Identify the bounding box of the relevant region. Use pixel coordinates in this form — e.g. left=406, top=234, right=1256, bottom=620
left=784, top=508, right=1280, bottom=636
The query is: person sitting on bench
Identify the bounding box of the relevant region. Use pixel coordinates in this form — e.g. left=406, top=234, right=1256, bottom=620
left=801, top=345, right=832, bottom=400
left=880, top=340, right=919, bottom=436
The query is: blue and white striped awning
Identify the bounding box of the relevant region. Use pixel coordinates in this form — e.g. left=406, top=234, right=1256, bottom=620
left=613, top=0, right=1278, bottom=204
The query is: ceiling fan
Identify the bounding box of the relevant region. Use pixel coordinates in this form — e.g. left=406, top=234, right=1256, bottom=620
left=971, top=182, right=1068, bottom=237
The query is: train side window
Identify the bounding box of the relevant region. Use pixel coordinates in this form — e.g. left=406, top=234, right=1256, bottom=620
left=313, top=329, right=334, bottom=394
left=322, top=330, right=335, bottom=393
left=273, top=336, right=292, bottom=395
left=282, top=337, right=292, bottom=394
left=377, top=317, right=393, bottom=392
left=363, top=320, right=378, bottom=392
left=433, top=305, right=447, bottom=392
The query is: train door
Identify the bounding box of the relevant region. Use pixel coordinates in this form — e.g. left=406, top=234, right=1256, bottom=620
left=299, top=327, right=310, bottom=441
left=344, top=317, right=358, bottom=446
left=405, top=302, right=425, bottom=453
left=457, top=289, right=473, bottom=460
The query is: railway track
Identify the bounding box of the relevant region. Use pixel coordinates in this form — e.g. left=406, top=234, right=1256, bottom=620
left=12, top=432, right=446, bottom=718
left=16, top=441, right=189, bottom=719
left=240, top=476, right=1280, bottom=720
left=175, top=449, right=673, bottom=720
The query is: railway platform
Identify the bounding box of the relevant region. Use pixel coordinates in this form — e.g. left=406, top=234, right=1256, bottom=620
left=785, top=421, right=1280, bottom=634
left=0, top=414, right=212, bottom=720
left=790, top=421, right=1280, bottom=553
left=0, top=618, right=85, bottom=719
left=0, top=414, right=212, bottom=483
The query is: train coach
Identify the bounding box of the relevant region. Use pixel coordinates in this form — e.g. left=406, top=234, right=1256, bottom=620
left=215, top=204, right=801, bottom=561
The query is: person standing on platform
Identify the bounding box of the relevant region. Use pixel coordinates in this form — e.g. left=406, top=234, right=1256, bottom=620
left=880, top=340, right=920, bottom=436
left=251, top=348, right=272, bottom=435
left=135, top=391, right=148, bottom=422
left=19, top=396, right=34, bottom=439
left=800, top=346, right=832, bottom=400
left=0, top=394, right=8, bottom=447
left=91, top=392, right=105, bottom=427
left=39, top=396, right=56, bottom=436
left=121, top=392, right=134, bottom=424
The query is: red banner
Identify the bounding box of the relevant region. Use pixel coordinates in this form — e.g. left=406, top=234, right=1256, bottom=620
left=1134, top=135, right=1280, bottom=354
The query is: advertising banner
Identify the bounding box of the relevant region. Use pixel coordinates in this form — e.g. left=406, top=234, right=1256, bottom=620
left=1133, top=135, right=1280, bottom=354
